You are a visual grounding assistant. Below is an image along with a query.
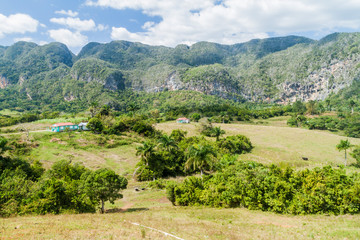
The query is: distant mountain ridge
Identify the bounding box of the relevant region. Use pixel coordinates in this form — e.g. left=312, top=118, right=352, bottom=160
left=0, top=33, right=359, bottom=110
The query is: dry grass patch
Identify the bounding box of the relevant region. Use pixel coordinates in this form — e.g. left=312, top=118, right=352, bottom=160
left=156, top=121, right=360, bottom=168
left=3, top=205, right=360, bottom=240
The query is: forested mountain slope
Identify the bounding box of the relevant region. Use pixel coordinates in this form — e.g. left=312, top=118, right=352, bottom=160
left=0, top=33, right=359, bottom=111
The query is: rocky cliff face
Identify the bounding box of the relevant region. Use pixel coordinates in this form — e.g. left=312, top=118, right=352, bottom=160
left=0, top=76, right=9, bottom=89
left=141, top=71, right=244, bottom=101
left=71, top=70, right=125, bottom=91
left=275, top=58, right=357, bottom=103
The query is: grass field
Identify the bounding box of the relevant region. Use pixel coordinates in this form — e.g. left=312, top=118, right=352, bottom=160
left=2, top=119, right=360, bottom=239
left=156, top=120, right=360, bottom=168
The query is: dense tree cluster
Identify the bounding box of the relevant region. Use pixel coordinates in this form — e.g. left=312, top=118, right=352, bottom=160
left=167, top=162, right=360, bottom=215
left=133, top=128, right=253, bottom=181
left=0, top=137, right=127, bottom=216
left=0, top=111, right=60, bottom=128
left=287, top=113, right=360, bottom=138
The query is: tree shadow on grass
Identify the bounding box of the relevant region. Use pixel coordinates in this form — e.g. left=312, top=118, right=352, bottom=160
left=106, top=207, right=149, bottom=214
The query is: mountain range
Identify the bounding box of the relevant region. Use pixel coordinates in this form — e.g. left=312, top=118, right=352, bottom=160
left=0, top=32, right=359, bottom=111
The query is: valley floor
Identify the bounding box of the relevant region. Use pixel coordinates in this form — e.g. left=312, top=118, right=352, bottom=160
left=2, top=119, right=360, bottom=239
left=3, top=195, right=360, bottom=240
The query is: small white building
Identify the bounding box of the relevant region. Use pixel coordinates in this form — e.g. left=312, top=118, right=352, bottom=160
left=78, top=122, right=89, bottom=131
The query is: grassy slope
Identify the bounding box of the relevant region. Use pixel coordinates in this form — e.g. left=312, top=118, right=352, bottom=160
left=2, top=119, right=360, bottom=239
left=157, top=119, right=360, bottom=168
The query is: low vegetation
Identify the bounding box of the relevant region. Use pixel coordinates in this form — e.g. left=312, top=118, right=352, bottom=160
left=167, top=162, right=360, bottom=215
left=0, top=136, right=127, bottom=216
left=0, top=98, right=359, bottom=239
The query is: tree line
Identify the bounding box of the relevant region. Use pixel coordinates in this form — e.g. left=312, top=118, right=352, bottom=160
left=166, top=161, right=360, bottom=215
left=0, top=136, right=127, bottom=216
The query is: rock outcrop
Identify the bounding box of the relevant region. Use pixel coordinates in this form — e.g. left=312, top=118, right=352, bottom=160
left=0, top=75, right=9, bottom=89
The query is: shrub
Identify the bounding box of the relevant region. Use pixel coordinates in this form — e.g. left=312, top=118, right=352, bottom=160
left=351, top=146, right=360, bottom=166
left=167, top=162, right=360, bottom=215
left=217, top=135, right=253, bottom=154
left=132, top=121, right=155, bottom=137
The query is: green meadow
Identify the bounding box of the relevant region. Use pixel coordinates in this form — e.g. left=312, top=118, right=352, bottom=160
left=2, top=118, right=360, bottom=239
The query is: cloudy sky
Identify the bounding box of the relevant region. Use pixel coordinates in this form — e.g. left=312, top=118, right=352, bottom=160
left=1, top=0, right=360, bottom=53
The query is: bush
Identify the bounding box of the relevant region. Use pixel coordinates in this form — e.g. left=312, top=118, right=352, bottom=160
left=191, top=113, right=201, bottom=122
left=132, top=121, right=155, bottom=137
left=148, top=179, right=167, bottom=189
left=217, top=135, right=253, bottom=154
left=167, top=162, right=360, bottom=215
left=135, top=165, right=155, bottom=181
left=87, top=117, right=104, bottom=133
left=351, top=146, right=360, bottom=166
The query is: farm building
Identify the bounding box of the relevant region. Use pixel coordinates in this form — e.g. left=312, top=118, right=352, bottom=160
left=51, top=122, right=79, bottom=132
left=176, top=117, right=190, bottom=123
left=78, top=122, right=89, bottom=131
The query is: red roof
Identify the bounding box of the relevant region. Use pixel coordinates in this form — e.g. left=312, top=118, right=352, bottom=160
left=52, top=122, right=75, bottom=127
left=177, top=118, right=189, bottom=120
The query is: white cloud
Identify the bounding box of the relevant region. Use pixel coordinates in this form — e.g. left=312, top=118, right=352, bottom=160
left=50, top=17, right=96, bottom=32
left=97, top=24, right=108, bottom=31
left=0, top=13, right=39, bottom=38
left=14, top=37, right=33, bottom=42
left=55, top=10, right=79, bottom=17
left=111, top=27, right=141, bottom=42
left=49, top=29, right=88, bottom=47
left=88, top=0, right=360, bottom=46
left=39, top=41, right=48, bottom=46
left=50, top=16, right=107, bottom=32
left=142, top=21, right=155, bottom=30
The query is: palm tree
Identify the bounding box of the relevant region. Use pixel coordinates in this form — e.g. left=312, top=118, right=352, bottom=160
left=336, top=139, right=353, bottom=166
left=157, top=134, right=178, bottom=152
left=349, top=99, right=356, bottom=114
left=136, top=141, right=155, bottom=166
left=185, top=144, right=217, bottom=176
left=212, top=126, right=225, bottom=141
left=89, top=101, right=100, bottom=118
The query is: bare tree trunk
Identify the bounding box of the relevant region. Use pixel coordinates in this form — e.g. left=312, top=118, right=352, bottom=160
left=345, top=150, right=347, bottom=166
left=101, top=199, right=105, bottom=214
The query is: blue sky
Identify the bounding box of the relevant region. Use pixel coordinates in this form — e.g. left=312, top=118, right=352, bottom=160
left=1, top=0, right=360, bottom=54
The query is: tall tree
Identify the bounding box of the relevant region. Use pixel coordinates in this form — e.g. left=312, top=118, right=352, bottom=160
left=349, top=99, right=356, bottom=114
left=185, top=144, right=217, bottom=176
left=83, top=169, right=127, bottom=214
left=87, top=117, right=104, bottom=133
left=306, top=100, right=318, bottom=115
left=157, top=134, right=177, bottom=152
left=89, top=102, right=100, bottom=118
left=136, top=141, right=156, bottom=166
left=336, top=139, right=353, bottom=166
left=212, top=126, right=225, bottom=141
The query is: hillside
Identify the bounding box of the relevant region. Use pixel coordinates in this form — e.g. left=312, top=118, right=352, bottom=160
left=0, top=33, right=359, bottom=111
left=2, top=119, right=360, bottom=239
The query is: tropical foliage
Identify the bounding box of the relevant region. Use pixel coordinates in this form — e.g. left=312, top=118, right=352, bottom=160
left=0, top=141, right=127, bottom=217
left=167, top=162, right=360, bottom=215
